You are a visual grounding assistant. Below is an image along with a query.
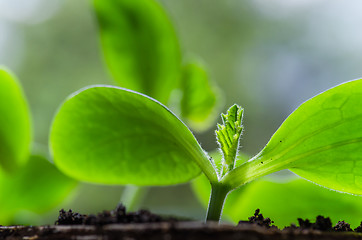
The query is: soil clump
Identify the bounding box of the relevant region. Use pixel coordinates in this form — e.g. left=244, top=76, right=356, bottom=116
left=55, top=204, right=175, bottom=225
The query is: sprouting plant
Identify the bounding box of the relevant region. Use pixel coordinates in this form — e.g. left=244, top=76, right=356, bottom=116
left=0, top=67, right=76, bottom=224
left=216, top=105, right=243, bottom=177
left=51, top=78, right=362, bottom=222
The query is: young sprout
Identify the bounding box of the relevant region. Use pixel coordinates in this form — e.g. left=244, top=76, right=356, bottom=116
left=51, top=79, right=362, bottom=222
left=216, top=104, right=244, bottom=176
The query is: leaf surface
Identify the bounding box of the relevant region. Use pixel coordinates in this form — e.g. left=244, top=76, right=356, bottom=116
left=0, top=67, right=31, bottom=172
left=223, top=79, right=362, bottom=194
left=94, top=0, right=181, bottom=104
left=50, top=85, right=217, bottom=185
left=180, top=61, right=221, bottom=131
left=0, top=155, right=76, bottom=224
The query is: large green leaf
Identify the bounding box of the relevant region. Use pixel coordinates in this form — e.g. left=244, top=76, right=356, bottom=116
left=180, top=61, right=221, bottom=131
left=0, top=154, right=77, bottom=225
left=223, top=79, right=362, bottom=194
left=194, top=176, right=362, bottom=227
left=0, top=67, right=31, bottom=172
left=50, top=85, right=217, bottom=185
left=94, top=0, right=181, bottom=104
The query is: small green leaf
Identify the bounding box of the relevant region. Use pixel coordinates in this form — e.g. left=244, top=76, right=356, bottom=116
left=0, top=67, right=31, bottom=172
left=0, top=155, right=77, bottom=225
left=216, top=105, right=243, bottom=175
left=50, top=85, right=218, bottom=185
left=223, top=79, right=362, bottom=195
left=180, top=61, right=222, bottom=132
left=94, top=0, right=181, bottom=104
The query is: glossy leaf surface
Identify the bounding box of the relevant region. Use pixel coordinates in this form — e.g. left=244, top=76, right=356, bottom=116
left=50, top=85, right=217, bottom=185
left=0, top=68, right=31, bottom=172
left=94, top=0, right=181, bottom=104
left=0, top=155, right=76, bottom=224
left=180, top=62, right=221, bottom=131
left=223, top=79, right=362, bottom=194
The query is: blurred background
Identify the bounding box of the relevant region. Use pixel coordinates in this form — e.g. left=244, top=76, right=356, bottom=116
left=1, top=0, right=362, bottom=223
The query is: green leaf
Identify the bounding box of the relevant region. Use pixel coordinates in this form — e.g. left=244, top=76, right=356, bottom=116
left=94, top=0, right=181, bottom=104
left=180, top=61, right=222, bottom=132
left=223, top=79, right=362, bottom=195
left=0, top=154, right=77, bottom=225
left=0, top=67, right=31, bottom=172
left=50, top=85, right=218, bottom=186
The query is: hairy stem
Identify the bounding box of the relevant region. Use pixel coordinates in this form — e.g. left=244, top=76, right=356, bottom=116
left=206, top=183, right=230, bottom=222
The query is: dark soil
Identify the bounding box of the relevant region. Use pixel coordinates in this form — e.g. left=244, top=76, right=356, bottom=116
left=55, top=204, right=176, bottom=225
left=238, top=208, right=276, bottom=229
left=2, top=206, right=362, bottom=239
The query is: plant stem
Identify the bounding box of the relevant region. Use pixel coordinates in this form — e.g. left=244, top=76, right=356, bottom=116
left=205, top=183, right=230, bottom=222
left=120, top=185, right=148, bottom=211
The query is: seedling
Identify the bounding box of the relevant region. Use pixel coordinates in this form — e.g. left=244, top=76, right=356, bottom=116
left=192, top=150, right=362, bottom=227
left=51, top=78, right=362, bottom=222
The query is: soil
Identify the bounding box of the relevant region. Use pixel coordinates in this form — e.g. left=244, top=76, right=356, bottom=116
left=2, top=206, right=362, bottom=239
left=55, top=204, right=177, bottom=225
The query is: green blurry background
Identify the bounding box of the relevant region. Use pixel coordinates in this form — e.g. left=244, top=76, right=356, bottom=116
left=1, top=0, right=362, bottom=224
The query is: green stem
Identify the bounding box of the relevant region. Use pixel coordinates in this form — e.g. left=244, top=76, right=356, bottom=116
left=120, top=185, right=148, bottom=211
left=205, top=183, right=230, bottom=222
